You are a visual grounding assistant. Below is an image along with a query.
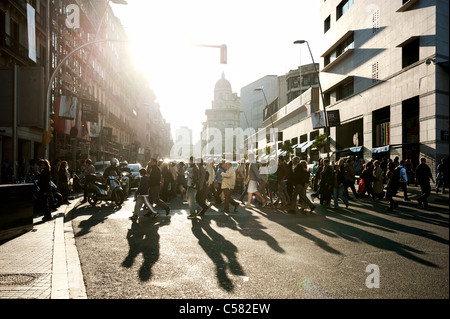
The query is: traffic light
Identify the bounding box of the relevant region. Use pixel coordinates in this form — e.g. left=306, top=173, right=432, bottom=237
left=220, top=44, right=227, bottom=64
left=42, top=117, right=54, bottom=147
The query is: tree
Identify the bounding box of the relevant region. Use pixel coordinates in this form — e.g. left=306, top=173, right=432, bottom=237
left=311, top=133, right=328, bottom=153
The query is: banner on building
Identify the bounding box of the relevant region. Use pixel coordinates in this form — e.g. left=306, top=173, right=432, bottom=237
left=90, top=123, right=100, bottom=138
left=26, top=4, right=36, bottom=62
left=81, top=99, right=99, bottom=123
left=59, top=96, right=77, bottom=119
left=311, top=111, right=326, bottom=129
left=327, top=110, right=341, bottom=127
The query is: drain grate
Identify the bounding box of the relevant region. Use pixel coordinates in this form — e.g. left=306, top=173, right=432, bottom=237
left=0, top=273, right=43, bottom=286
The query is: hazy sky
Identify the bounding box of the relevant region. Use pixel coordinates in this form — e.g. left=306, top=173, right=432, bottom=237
left=112, top=0, right=323, bottom=140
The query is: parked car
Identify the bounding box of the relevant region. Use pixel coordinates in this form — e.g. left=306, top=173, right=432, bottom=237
left=127, top=163, right=142, bottom=188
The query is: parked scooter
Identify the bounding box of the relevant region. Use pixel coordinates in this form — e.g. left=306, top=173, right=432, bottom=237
left=85, top=175, right=124, bottom=206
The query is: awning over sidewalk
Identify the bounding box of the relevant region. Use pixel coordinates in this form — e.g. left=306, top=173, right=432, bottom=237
left=372, top=145, right=390, bottom=153
left=334, top=146, right=363, bottom=153
left=300, top=141, right=314, bottom=153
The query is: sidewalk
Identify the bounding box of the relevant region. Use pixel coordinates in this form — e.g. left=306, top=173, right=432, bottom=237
left=0, top=194, right=86, bottom=299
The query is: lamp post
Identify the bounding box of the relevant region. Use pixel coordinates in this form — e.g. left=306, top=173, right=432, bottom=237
left=254, top=87, right=278, bottom=158
left=294, top=40, right=330, bottom=157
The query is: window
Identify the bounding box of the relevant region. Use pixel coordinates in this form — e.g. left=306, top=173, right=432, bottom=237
left=401, top=37, right=419, bottom=68
left=336, top=0, right=354, bottom=20
left=324, top=15, right=331, bottom=33
left=324, top=33, right=354, bottom=67
left=324, top=77, right=354, bottom=106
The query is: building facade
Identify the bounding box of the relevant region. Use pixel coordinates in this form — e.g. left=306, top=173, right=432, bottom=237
left=320, top=0, right=449, bottom=170
left=0, top=0, right=171, bottom=183
left=203, top=73, right=240, bottom=157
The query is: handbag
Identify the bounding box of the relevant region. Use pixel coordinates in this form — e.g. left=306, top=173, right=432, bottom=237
left=358, top=179, right=366, bottom=194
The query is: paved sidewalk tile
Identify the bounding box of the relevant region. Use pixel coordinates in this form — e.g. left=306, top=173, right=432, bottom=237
left=0, top=215, right=55, bottom=299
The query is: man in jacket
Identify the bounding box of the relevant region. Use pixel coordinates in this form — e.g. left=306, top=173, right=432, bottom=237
left=221, top=161, right=239, bottom=213
left=145, top=158, right=170, bottom=217
left=132, top=168, right=158, bottom=219
left=397, top=160, right=410, bottom=201
left=319, top=158, right=334, bottom=207
left=415, top=157, right=435, bottom=208
left=289, top=157, right=315, bottom=213
left=196, top=158, right=209, bottom=216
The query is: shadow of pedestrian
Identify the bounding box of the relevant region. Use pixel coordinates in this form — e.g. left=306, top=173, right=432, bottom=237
left=191, top=217, right=245, bottom=292
left=122, top=216, right=171, bottom=282
left=71, top=203, right=122, bottom=238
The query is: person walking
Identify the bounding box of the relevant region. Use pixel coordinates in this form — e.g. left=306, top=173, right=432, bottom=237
left=221, top=161, right=239, bottom=214
left=131, top=168, right=159, bottom=219
left=385, top=162, right=399, bottom=211
left=81, top=159, right=96, bottom=203
left=144, top=158, right=170, bottom=217
left=397, top=159, right=410, bottom=201
left=436, top=158, right=447, bottom=194
left=276, top=156, right=290, bottom=206
left=332, top=163, right=349, bottom=209
left=36, top=159, right=52, bottom=222
left=344, top=158, right=361, bottom=199
left=195, top=158, right=209, bottom=216
left=289, top=157, right=315, bottom=213
left=58, top=161, right=71, bottom=204
left=246, top=153, right=266, bottom=207
left=186, top=157, right=198, bottom=219
left=205, top=158, right=216, bottom=203
left=372, top=160, right=384, bottom=200
left=415, top=157, right=435, bottom=208
left=215, top=162, right=225, bottom=205
left=359, top=162, right=374, bottom=199
left=176, top=161, right=187, bottom=199
left=319, top=158, right=334, bottom=207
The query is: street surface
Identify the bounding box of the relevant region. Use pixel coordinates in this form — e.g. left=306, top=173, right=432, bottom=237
left=69, top=188, right=449, bottom=299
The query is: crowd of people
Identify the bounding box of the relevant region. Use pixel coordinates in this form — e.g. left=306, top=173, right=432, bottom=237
left=27, top=152, right=449, bottom=223
left=129, top=154, right=449, bottom=220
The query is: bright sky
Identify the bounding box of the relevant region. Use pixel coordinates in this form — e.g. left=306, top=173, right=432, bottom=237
left=112, top=0, right=323, bottom=141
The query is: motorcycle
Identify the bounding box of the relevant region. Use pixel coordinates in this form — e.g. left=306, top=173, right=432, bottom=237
left=72, top=172, right=85, bottom=193
left=86, top=175, right=124, bottom=206
left=120, top=171, right=130, bottom=196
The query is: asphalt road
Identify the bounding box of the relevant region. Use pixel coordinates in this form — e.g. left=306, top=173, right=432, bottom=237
left=69, top=188, right=449, bottom=300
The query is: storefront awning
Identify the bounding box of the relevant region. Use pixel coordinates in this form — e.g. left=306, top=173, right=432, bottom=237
left=300, top=141, right=314, bottom=153
left=293, top=141, right=308, bottom=149
left=334, top=146, right=363, bottom=153
left=372, top=145, right=390, bottom=153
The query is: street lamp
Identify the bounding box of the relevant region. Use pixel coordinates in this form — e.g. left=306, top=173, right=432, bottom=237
left=254, top=87, right=278, bottom=158
left=294, top=39, right=330, bottom=157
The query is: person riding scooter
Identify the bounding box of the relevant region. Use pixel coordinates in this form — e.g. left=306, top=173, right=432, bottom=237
left=104, top=158, right=121, bottom=178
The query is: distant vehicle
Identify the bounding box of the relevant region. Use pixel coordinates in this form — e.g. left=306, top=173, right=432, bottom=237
left=127, top=163, right=142, bottom=188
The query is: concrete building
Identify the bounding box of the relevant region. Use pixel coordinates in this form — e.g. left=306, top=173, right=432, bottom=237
left=240, top=75, right=278, bottom=133
left=320, top=0, right=449, bottom=171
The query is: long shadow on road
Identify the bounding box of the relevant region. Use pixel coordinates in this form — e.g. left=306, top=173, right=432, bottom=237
left=256, top=194, right=448, bottom=268
left=122, top=216, right=171, bottom=282
left=191, top=217, right=245, bottom=292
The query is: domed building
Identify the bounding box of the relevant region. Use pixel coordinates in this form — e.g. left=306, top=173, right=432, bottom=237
left=203, top=73, right=241, bottom=157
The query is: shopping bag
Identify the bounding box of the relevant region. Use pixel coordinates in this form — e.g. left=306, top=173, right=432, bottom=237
left=358, top=179, right=365, bottom=194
